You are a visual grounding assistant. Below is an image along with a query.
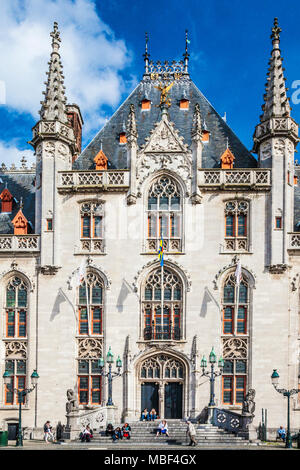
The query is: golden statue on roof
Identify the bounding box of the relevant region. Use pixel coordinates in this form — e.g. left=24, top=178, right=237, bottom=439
left=154, top=81, right=175, bottom=108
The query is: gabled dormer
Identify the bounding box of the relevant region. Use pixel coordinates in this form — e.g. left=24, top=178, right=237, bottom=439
left=0, top=187, right=13, bottom=213
left=12, top=209, right=28, bottom=235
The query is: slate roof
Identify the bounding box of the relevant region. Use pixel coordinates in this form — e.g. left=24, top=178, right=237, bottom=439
left=0, top=172, right=35, bottom=234
left=74, top=78, right=258, bottom=170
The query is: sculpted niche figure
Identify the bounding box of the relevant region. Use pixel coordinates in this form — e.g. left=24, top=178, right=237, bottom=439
left=242, top=388, right=256, bottom=418
left=66, top=389, right=79, bottom=414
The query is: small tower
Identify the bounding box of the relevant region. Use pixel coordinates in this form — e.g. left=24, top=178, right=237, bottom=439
left=30, top=22, right=76, bottom=269
left=191, top=103, right=203, bottom=204
left=253, top=18, right=299, bottom=270
left=127, top=104, right=138, bottom=205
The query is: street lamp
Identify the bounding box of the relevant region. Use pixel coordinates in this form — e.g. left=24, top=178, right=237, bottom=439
left=3, top=369, right=39, bottom=447
left=201, top=347, right=224, bottom=409
left=271, top=369, right=298, bottom=449
left=98, top=347, right=122, bottom=406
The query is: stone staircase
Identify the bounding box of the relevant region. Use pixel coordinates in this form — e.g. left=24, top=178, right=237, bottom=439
left=86, top=420, right=249, bottom=446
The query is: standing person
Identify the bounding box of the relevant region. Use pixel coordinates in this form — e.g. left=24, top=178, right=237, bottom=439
left=186, top=420, right=197, bottom=446
left=156, top=420, right=169, bottom=437
left=122, top=423, right=131, bottom=440
left=43, top=421, right=55, bottom=443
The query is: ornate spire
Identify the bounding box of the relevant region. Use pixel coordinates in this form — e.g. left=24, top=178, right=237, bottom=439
left=39, top=22, right=68, bottom=123
left=127, top=104, right=137, bottom=141
left=260, top=18, right=290, bottom=122
left=143, top=32, right=150, bottom=75
left=183, top=30, right=190, bottom=75
left=192, top=103, right=202, bottom=140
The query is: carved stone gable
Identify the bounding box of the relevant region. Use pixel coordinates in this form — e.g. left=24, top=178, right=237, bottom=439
left=143, top=120, right=185, bottom=153
left=136, top=117, right=192, bottom=196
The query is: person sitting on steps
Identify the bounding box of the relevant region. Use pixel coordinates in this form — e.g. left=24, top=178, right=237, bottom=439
left=149, top=408, right=157, bottom=421
left=122, top=423, right=131, bottom=439
left=156, top=420, right=169, bottom=437
left=141, top=408, right=150, bottom=421
left=112, top=426, right=123, bottom=442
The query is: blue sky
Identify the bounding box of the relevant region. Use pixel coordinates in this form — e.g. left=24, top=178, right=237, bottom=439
left=0, top=0, right=300, bottom=166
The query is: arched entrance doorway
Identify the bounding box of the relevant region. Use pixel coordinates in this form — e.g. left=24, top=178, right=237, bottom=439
left=139, top=354, right=185, bottom=419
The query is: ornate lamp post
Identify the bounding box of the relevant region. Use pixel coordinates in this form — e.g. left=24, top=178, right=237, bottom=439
left=271, top=369, right=298, bottom=449
left=98, top=347, right=122, bottom=406
left=3, top=369, right=39, bottom=447
left=201, top=347, right=224, bottom=413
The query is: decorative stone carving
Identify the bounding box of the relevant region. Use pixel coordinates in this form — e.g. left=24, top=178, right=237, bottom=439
left=57, top=143, right=69, bottom=158
left=242, top=388, right=256, bottom=418
left=44, top=142, right=55, bottom=158
left=133, top=258, right=191, bottom=293
left=274, top=138, right=285, bottom=157
left=223, top=337, right=248, bottom=359
left=66, top=389, right=79, bottom=413
left=268, top=264, right=288, bottom=274
left=78, top=337, right=103, bottom=358
left=5, top=341, right=27, bottom=358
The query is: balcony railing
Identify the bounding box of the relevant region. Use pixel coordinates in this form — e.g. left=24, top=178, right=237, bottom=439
left=198, top=169, right=271, bottom=190
left=0, top=235, right=40, bottom=252
left=222, top=237, right=249, bottom=252
left=58, top=170, right=129, bottom=193
left=144, top=326, right=181, bottom=341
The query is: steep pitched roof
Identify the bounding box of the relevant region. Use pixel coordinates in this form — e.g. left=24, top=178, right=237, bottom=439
left=0, top=172, right=35, bottom=234
left=74, top=78, right=257, bottom=171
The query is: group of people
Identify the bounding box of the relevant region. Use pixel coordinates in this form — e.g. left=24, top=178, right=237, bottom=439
left=106, top=423, right=132, bottom=441
left=141, top=408, right=157, bottom=421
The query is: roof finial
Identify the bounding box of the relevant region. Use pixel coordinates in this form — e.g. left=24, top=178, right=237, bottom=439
left=271, top=17, right=281, bottom=48
left=183, top=29, right=190, bottom=74
left=143, top=32, right=150, bottom=75
left=50, top=21, right=61, bottom=53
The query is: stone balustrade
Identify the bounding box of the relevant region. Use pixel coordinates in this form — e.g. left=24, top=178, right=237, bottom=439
left=198, top=169, right=271, bottom=189
left=0, top=235, right=40, bottom=252
left=58, top=170, right=130, bottom=193
left=288, top=233, right=300, bottom=250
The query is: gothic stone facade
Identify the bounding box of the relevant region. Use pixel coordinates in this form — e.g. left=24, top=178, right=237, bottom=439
left=0, top=20, right=300, bottom=435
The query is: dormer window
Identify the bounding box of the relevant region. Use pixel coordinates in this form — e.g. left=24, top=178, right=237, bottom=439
left=180, top=99, right=189, bottom=109
left=220, top=147, right=235, bottom=169
left=12, top=210, right=28, bottom=235
left=141, top=99, right=151, bottom=110
left=201, top=130, right=210, bottom=143
left=0, top=188, right=13, bottom=213
left=94, top=149, right=108, bottom=170
left=119, top=132, right=127, bottom=144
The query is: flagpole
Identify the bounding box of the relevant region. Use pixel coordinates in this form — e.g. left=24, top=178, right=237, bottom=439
left=83, top=258, right=90, bottom=335
left=161, top=262, right=164, bottom=340
left=235, top=259, right=241, bottom=327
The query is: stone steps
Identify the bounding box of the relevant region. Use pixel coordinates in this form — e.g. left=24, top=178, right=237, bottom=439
left=83, top=421, right=247, bottom=446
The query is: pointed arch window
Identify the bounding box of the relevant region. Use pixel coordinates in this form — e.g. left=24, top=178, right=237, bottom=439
left=146, top=176, right=182, bottom=253
left=5, top=276, right=28, bottom=338
left=221, top=272, right=249, bottom=406
left=224, top=201, right=249, bottom=252
left=78, top=272, right=104, bottom=336
left=142, top=267, right=183, bottom=341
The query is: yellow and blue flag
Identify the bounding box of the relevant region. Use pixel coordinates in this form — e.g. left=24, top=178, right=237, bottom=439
left=158, top=236, right=164, bottom=267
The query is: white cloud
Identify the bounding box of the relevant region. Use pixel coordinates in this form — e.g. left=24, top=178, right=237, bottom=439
left=0, top=0, right=135, bottom=146
left=0, top=141, right=34, bottom=168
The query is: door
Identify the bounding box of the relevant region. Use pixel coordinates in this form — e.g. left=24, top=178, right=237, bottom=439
left=7, top=423, right=18, bottom=440
left=141, top=383, right=159, bottom=413
left=164, top=382, right=183, bottom=419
